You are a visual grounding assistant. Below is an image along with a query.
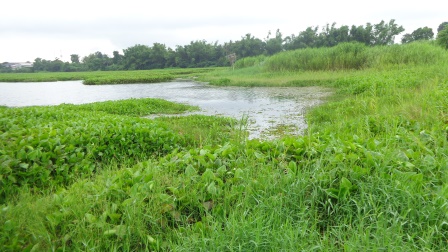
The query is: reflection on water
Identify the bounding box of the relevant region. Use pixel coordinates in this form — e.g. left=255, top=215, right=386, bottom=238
left=0, top=81, right=332, bottom=139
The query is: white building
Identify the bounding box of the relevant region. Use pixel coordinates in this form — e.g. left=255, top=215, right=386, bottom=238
left=2, top=62, right=33, bottom=70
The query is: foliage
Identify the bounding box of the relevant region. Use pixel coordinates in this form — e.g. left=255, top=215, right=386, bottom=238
left=234, top=55, right=266, bottom=69
left=284, top=26, right=320, bottom=50
left=263, top=41, right=447, bottom=72
left=0, top=99, right=199, bottom=202
left=264, top=29, right=284, bottom=55
left=437, top=22, right=448, bottom=33
left=319, top=23, right=351, bottom=47
left=401, top=27, right=434, bottom=43
left=82, top=52, right=112, bottom=71
left=436, top=27, right=448, bottom=49
left=64, top=98, right=198, bottom=116
left=283, top=20, right=403, bottom=50
left=371, top=19, right=404, bottom=45
left=70, top=54, right=80, bottom=64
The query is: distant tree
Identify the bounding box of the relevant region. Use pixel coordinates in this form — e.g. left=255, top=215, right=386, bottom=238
left=70, top=54, right=80, bottom=64
left=437, top=22, right=448, bottom=33
left=112, top=51, right=123, bottom=65
left=213, top=42, right=229, bottom=66
left=122, top=44, right=152, bottom=70
left=436, top=26, right=448, bottom=49
left=48, top=58, right=64, bottom=72
left=284, top=26, right=319, bottom=50
left=82, top=52, right=111, bottom=71
left=174, top=45, right=190, bottom=68
left=401, top=33, right=413, bottom=44
left=264, top=29, right=283, bottom=55
left=165, top=48, right=177, bottom=68
left=349, top=23, right=374, bottom=45
left=147, top=43, right=168, bottom=69
left=33, top=58, right=44, bottom=71
left=371, top=19, right=404, bottom=45
left=182, top=40, right=221, bottom=67
left=318, top=23, right=350, bottom=47
left=401, top=27, right=434, bottom=43
left=231, top=33, right=265, bottom=58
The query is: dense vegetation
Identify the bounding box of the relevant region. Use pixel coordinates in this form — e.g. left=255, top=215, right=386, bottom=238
left=3, top=19, right=447, bottom=73
left=1, top=40, right=448, bottom=251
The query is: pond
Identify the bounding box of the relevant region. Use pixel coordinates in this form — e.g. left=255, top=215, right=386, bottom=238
left=0, top=80, right=332, bottom=139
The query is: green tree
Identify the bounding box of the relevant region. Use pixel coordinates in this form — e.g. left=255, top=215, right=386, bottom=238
left=349, top=23, right=374, bottom=45
left=436, top=26, right=448, bottom=49
left=112, top=51, right=123, bottom=65
left=284, top=26, right=319, bottom=50
left=70, top=54, right=80, bottom=64
left=82, top=52, right=111, bottom=71
left=371, top=19, right=404, bottom=45
left=122, top=44, right=152, bottom=70
left=175, top=45, right=190, bottom=68
left=33, top=58, right=44, bottom=71
left=264, top=29, right=283, bottom=55
left=179, top=40, right=222, bottom=67
left=318, top=23, right=350, bottom=47
left=48, top=58, right=64, bottom=72
left=165, top=48, right=177, bottom=68
left=401, top=27, right=434, bottom=43
left=231, top=33, right=265, bottom=58
left=148, top=43, right=167, bottom=69
left=437, top=22, right=448, bottom=33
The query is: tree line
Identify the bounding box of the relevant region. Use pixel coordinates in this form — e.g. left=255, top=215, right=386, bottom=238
left=2, top=20, right=448, bottom=73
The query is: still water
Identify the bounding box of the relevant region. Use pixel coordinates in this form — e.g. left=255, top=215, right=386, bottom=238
left=0, top=81, right=331, bottom=139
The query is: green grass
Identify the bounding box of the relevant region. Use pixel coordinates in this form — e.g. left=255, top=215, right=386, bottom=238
left=0, top=68, right=216, bottom=84
left=263, top=41, right=448, bottom=72
left=63, top=98, right=198, bottom=116
left=1, top=42, right=448, bottom=251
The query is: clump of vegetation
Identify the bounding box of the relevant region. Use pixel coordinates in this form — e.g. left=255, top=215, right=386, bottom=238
left=64, top=98, right=197, bottom=116
left=234, top=55, right=266, bottom=69
left=263, top=41, right=448, bottom=72
left=0, top=99, right=236, bottom=203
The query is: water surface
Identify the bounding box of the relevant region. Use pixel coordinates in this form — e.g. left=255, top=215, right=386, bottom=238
left=0, top=81, right=331, bottom=139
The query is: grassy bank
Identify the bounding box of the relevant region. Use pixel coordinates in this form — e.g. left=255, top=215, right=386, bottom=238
left=1, top=41, right=448, bottom=251
left=0, top=68, right=215, bottom=84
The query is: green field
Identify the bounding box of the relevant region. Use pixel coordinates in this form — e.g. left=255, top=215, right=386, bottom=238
left=1, top=41, right=448, bottom=251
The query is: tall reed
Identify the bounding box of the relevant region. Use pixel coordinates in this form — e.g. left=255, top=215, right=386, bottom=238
left=263, top=41, right=448, bottom=72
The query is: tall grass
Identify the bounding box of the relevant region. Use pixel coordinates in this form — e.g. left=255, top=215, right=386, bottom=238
left=263, top=41, right=448, bottom=72
left=234, top=55, right=266, bottom=69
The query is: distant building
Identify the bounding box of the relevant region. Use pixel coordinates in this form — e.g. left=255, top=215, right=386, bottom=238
left=2, top=62, right=33, bottom=70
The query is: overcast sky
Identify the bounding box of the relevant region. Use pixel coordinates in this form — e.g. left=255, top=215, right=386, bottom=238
left=1, top=0, right=446, bottom=62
